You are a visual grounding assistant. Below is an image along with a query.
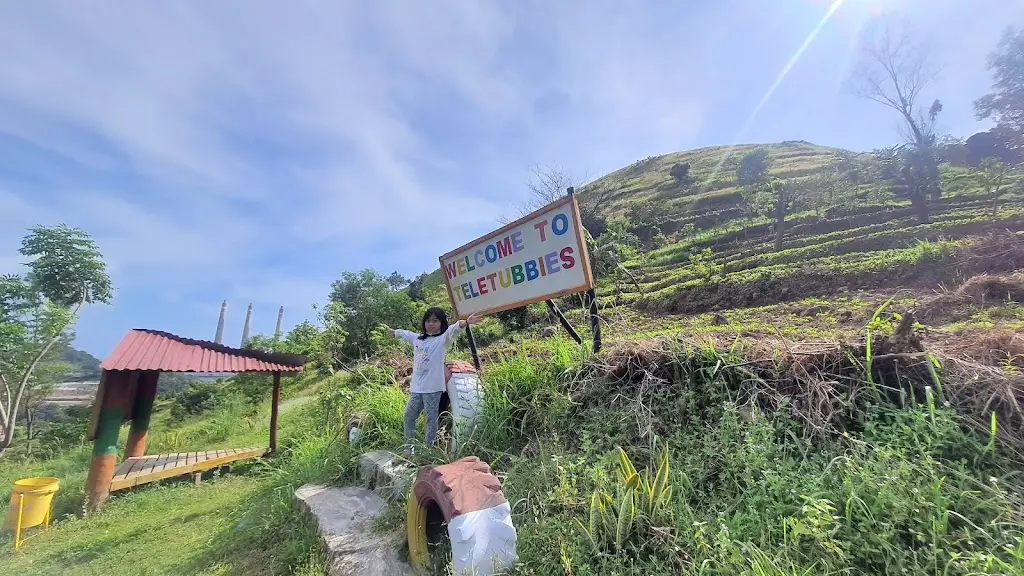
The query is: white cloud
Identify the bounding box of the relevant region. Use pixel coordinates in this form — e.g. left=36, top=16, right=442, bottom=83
left=0, top=0, right=1016, bottom=355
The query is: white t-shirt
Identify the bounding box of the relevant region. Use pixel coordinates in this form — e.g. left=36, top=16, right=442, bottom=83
left=395, top=323, right=464, bottom=393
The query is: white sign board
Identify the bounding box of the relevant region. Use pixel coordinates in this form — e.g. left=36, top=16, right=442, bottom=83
left=440, top=195, right=595, bottom=318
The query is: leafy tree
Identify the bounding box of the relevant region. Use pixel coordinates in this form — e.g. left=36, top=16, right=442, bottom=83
left=850, top=23, right=943, bottom=219
left=736, top=148, right=771, bottom=187
left=0, top=225, right=110, bottom=456
left=669, top=163, right=695, bottom=185
left=589, top=218, right=641, bottom=298
left=21, top=361, right=73, bottom=453
left=385, top=271, right=409, bottom=292
left=872, top=144, right=938, bottom=224
left=800, top=165, right=856, bottom=218
left=171, top=379, right=237, bottom=419
left=744, top=177, right=799, bottom=252
left=328, top=269, right=417, bottom=361
left=966, top=129, right=1020, bottom=166
left=974, top=158, right=1019, bottom=217
left=975, top=27, right=1024, bottom=154
left=624, top=199, right=668, bottom=243
left=736, top=149, right=798, bottom=251
left=407, top=272, right=430, bottom=301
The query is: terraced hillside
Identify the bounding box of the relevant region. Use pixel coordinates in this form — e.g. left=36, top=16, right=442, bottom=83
left=585, top=140, right=843, bottom=219
left=573, top=142, right=1024, bottom=313
left=416, top=141, right=1022, bottom=325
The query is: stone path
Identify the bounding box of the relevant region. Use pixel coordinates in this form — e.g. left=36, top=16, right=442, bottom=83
left=295, top=485, right=414, bottom=576
left=295, top=450, right=418, bottom=575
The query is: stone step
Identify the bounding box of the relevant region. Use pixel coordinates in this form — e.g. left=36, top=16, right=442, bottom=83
left=358, top=450, right=416, bottom=502
left=294, top=485, right=413, bottom=576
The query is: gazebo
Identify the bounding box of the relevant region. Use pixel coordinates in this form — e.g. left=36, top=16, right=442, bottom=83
left=84, top=329, right=306, bottom=512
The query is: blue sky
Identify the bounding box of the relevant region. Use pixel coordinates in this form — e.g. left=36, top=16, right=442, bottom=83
left=0, top=0, right=1019, bottom=357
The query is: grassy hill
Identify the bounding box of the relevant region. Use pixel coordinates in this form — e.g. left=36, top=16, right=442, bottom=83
left=6, top=141, right=1024, bottom=575
left=585, top=140, right=842, bottom=217
left=419, top=140, right=1024, bottom=332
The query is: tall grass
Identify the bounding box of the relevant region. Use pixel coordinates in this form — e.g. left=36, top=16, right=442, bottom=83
left=314, top=330, right=1024, bottom=574
left=466, top=338, right=581, bottom=458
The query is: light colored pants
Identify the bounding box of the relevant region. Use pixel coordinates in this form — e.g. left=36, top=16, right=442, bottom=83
left=404, top=391, right=443, bottom=447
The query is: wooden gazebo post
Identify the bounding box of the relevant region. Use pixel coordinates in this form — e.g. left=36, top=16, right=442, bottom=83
left=85, top=371, right=129, bottom=513
left=125, top=371, right=159, bottom=458
left=269, top=371, right=281, bottom=453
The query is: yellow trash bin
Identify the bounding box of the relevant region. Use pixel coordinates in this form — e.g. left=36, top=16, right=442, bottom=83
left=5, top=477, right=59, bottom=550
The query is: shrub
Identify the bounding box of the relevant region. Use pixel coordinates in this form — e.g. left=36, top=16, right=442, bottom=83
left=171, top=379, right=240, bottom=419
left=669, top=162, right=695, bottom=185
left=31, top=405, right=90, bottom=456
left=470, top=338, right=581, bottom=455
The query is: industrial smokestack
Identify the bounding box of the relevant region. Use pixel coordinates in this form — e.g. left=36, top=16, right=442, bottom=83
left=274, top=306, right=284, bottom=341
left=241, top=303, right=253, bottom=347
left=215, top=300, right=227, bottom=344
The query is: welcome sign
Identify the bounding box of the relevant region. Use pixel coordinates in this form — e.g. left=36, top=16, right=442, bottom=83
left=440, top=195, right=595, bottom=318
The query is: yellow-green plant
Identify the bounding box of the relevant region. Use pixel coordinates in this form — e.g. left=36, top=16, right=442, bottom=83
left=575, top=444, right=673, bottom=554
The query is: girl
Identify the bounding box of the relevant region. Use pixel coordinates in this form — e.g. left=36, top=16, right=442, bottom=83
left=389, top=307, right=482, bottom=457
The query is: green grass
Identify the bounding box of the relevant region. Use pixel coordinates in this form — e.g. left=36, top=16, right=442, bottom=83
left=627, top=239, right=964, bottom=315
left=0, top=381, right=350, bottom=576
left=332, top=336, right=1024, bottom=575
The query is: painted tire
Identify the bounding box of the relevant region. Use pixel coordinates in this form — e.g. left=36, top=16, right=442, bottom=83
left=444, top=361, right=483, bottom=450
left=407, top=456, right=517, bottom=575
left=344, top=412, right=366, bottom=445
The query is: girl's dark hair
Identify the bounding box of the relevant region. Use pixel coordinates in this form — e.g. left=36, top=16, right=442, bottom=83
left=419, top=307, right=449, bottom=339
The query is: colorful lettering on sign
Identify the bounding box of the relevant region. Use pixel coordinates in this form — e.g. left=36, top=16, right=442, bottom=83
left=444, top=261, right=458, bottom=279
left=544, top=251, right=561, bottom=274
left=524, top=260, right=539, bottom=281
left=441, top=202, right=591, bottom=316
left=552, top=213, right=569, bottom=235
left=534, top=219, right=548, bottom=242
left=510, top=231, right=524, bottom=253
left=560, top=247, right=575, bottom=269
left=496, top=237, right=513, bottom=258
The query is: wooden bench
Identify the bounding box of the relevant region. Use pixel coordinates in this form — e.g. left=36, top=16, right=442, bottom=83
left=110, top=448, right=268, bottom=491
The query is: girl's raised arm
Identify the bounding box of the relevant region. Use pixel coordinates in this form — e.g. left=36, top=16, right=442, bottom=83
left=446, top=312, right=483, bottom=346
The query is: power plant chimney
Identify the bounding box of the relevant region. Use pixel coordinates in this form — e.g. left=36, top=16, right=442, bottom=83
left=215, top=300, right=227, bottom=344
left=241, top=303, right=253, bottom=347
left=275, top=306, right=284, bottom=341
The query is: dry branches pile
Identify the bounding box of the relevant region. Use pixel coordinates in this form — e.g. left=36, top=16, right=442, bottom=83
left=572, top=321, right=1024, bottom=450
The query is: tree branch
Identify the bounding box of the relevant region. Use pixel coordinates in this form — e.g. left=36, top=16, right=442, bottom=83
left=4, top=287, right=86, bottom=449
left=0, top=371, right=10, bottom=426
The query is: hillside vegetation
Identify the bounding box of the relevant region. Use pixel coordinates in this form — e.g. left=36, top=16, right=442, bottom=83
left=5, top=23, right=1024, bottom=576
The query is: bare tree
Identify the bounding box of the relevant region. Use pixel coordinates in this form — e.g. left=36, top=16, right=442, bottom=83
left=850, top=23, right=943, bottom=222
left=502, top=165, right=615, bottom=236
left=850, top=23, right=942, bottom=148
left=502, top=165, right=583, bottom=223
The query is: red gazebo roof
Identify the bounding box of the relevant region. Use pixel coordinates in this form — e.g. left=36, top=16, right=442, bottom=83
left=100, top=329, right=306, bottom=373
